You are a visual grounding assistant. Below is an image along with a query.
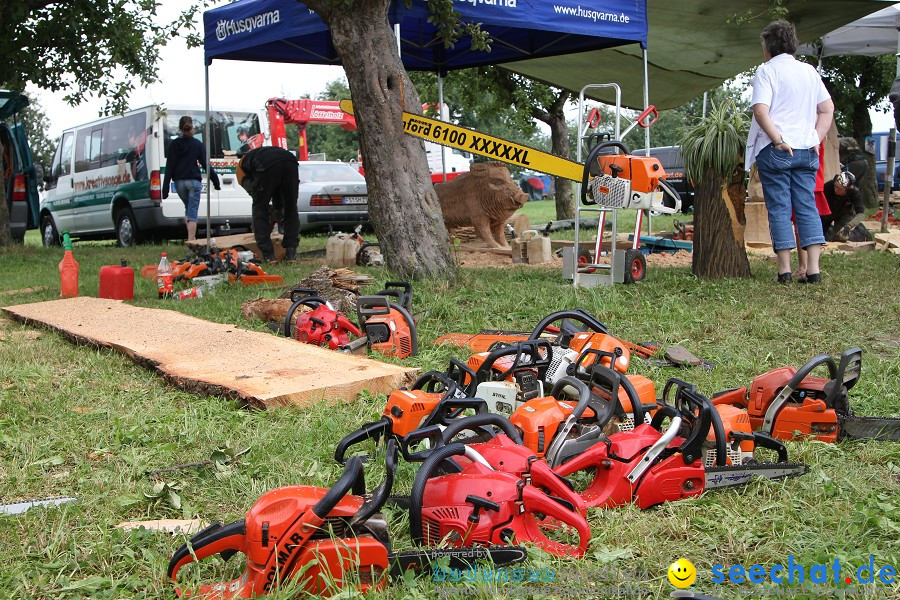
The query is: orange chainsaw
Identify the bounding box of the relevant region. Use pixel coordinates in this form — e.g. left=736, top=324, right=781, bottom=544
left=711, top=348, right=899, bottom=443
left=169, top=441, right=526, bottom=598
left=334, top=362, right=488, bottom=465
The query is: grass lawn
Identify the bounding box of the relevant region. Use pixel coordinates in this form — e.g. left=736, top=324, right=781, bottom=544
left=0, top=230, right=898, bottom=599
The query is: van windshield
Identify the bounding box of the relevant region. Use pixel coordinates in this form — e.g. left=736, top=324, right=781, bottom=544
left=164, top=111, right=261, bottom=159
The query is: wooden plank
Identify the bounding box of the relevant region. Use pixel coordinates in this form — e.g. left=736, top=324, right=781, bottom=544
left=2, top=298, right=418, bottom=409
left=836, top=241, right=876, bottom=253
left=457, top=244, right=513, bottom=256
left=874, top=231, right=900, bottom=249
left=186, top=232, right=288, bottom=260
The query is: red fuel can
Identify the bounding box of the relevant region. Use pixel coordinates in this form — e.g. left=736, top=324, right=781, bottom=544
left=99, top=260, right=135, bottom=300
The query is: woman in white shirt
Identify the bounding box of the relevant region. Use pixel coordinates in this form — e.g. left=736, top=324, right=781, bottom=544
left=746, top=20, right=834, bottom=284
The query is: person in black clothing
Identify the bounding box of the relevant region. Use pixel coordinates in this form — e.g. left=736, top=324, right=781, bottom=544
left=162, top=116, right=220, bottom=241
left=822, top=171, right=866, bottom=241
left=235, top=146, right=299, bottom=263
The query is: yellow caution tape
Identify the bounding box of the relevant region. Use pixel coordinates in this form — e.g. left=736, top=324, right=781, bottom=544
left=340, top=99, right=583, bottom=182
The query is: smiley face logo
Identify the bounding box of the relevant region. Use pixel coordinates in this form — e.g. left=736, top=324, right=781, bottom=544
left=668, top=558, right=696, bottom=588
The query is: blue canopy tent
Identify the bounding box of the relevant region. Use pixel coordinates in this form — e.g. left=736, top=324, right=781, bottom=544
left=203, top=0, right=648, bottom=72
left=199, top=0, right=649, bottom=246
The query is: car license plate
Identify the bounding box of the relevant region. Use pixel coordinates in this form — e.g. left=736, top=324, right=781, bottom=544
left=343, top=196, right=368, bottom=205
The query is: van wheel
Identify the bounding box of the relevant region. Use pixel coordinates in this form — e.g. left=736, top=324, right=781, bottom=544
left=116, top=207, right=142, bottom=247
left=41, top=215, right=60, bottom=247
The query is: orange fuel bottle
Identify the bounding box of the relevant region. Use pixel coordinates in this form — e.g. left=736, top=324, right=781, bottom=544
left=59, top=231, right=79, bottom=298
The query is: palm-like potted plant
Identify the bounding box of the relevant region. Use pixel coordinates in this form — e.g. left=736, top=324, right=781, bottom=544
left=679, top=99, right=752, bottom=279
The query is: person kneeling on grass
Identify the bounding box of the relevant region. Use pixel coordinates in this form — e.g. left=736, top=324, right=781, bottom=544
left=236, top=146, right=300, bottom=264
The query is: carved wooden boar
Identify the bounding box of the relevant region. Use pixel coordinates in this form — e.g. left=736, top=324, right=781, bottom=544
left=435, top=161, right=528, bottom=248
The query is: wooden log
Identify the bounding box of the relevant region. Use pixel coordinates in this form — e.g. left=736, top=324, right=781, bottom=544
left=2, top=298, right=418, bottom=409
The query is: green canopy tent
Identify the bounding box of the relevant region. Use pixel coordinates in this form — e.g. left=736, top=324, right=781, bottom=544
left=501, top=0, right=891, bottom=110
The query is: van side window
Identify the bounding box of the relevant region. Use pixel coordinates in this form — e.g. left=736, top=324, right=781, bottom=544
left=75, top=127, right=103, bottom=173
left=103, top=113, right=148, bottom=169
left=50, top=132, right=75, bottom=181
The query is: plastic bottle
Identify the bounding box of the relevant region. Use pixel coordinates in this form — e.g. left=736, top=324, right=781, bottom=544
left=58, top=231, right=79, bottom=298
left=157, top=252, right=174, bottom=299
left=174, top=286, right=203, bottom=301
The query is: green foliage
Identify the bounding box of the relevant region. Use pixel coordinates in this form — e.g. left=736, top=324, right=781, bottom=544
left=679, top=99, right=750, bottom=181
left=0, top=1, right=210, bottom=115
left=409, top=70, right=540, bottom=145
left=17, top=96, right=56, bottom=173
left=424, top=0, right=490, bottom=52
left=799, top=54, right=895, bottom=138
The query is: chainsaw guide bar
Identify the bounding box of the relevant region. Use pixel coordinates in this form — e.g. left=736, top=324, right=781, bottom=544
left=388, top=546, right=527, bottom=578
left=839, top=415, right=900, bottom=442
left=340, top=99, right=583, bottom=181
left=703, top=463, right=808, bottom=490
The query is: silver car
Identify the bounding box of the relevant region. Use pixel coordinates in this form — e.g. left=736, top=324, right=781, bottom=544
left=297, top=161, right=368, bottom=232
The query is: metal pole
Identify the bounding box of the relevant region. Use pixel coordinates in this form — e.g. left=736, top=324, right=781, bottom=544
left=205, top=63, right=212, bottom=253
left=394, top=23, right=401, bottom=55
left=438, top=75, right=447, bottom=182
left=884, top=128, right=895, bottom=234
left=702, top=92, right=708, bottom=119
left=643, top=47, right=652, bottom=234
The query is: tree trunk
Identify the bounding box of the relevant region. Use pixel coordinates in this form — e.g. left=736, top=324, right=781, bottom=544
left=548, top=114, right=573, bottom=220
left=691, top=166, right=751, bottom=279
left=308, top=0, right=455, bottom=281
left=0, top=145, right=11, bottom=246
left=850, top=103, right=879, bottom=209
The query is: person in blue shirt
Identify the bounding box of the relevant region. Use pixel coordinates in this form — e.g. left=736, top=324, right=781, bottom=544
left=162, top=116, right=220, bottom=241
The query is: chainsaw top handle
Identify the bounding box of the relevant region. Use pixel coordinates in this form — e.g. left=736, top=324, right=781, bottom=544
left=825, top=347, right=862, bottom=410
left=527, top=309, right=608, bottom=342
left=550, top=376, right=593, bottom=420
left=289, top=288, right=329, bottom=305
left=447, top=358, right=478, bottom=395
left=313, top=457, right=366, bottom=519
left=351, top=439, right=398, bottom=527
left=582, top=363, right=633, bottom=426
left=474, top=339, right=552, bottom=384
left=401, top=413, right=524, bottom=463
left=441, top=413, right=525, bottom=446
left=581, top=140, right=631, bottom=206
left=660, top=378, right=718, bottom=466
left=413, top=370, right=460, bottom=399
left=376, top=281, right=413, bottom=312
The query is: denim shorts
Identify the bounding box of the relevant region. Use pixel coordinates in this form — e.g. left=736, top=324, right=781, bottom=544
left=175, top=179, right=202, bottom=222
left=755, top=144, right=825, bottom=250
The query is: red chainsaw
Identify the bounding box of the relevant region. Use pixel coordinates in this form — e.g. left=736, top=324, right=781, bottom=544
left=711, top=347, right=899, bottom=443
left=408, top=439, right=592, bottom=558
left=168, top=441, right=526, bottom=598
left=554, top=378, right=808, bottom=509
left=283, top=288, right=361, bottom=350
left=284, top=282, right=419, bottom=359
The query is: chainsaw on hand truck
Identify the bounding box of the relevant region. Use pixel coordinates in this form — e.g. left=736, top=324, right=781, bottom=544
left=168, top=441, right=526, bottom=598
left=711, top=347, right=900, bottom=443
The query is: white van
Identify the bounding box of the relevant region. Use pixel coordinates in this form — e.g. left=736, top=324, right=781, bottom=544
left=40, top=105, right=268, bottom=247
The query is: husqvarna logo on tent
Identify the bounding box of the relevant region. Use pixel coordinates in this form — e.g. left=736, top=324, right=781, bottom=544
left=216, top=10, right=280, bottom=41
